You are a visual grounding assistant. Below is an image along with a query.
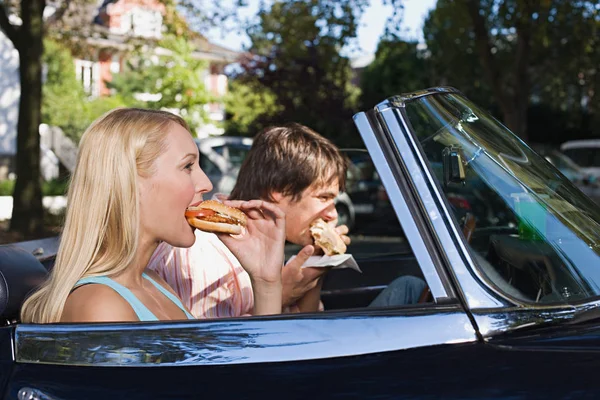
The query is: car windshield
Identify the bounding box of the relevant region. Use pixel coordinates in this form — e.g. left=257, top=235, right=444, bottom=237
left=403, top=93, right=600, bottom=305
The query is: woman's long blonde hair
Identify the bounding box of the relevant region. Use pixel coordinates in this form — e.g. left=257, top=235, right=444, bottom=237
left=21, top=108, right=189, bottom=323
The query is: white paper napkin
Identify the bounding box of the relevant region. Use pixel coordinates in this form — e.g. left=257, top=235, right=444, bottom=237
left=287, top=254, right=362, bottom=273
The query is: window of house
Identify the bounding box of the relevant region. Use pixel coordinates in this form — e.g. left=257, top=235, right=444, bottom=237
left=120, top=8, right=163, bottom=38
left=74, top=59, right=99, bottom=97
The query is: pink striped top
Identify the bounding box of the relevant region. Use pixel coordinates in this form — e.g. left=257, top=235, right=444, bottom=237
left=147, top=230, right=254, bottom=319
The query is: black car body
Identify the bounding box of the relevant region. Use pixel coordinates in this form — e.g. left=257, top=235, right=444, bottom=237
left=2, top=87, right=600, bottom=399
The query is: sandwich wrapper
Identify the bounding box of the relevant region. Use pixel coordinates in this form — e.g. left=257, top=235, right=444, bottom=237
left=287, top=254, right=362, bottom=273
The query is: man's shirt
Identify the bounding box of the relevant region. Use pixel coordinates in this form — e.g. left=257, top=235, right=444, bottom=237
left=148, top=230, right=254, bottom=318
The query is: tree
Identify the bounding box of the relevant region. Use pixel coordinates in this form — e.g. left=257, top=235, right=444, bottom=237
left=109, top=34, right=212, bottom=134
left=421, top=0, right=496, bottom=109
left=42, top=39, right=88, bottom=140
left=231, top=0, right=367, bottom=146
left=224, top=80, right=283, bottom=137
left=0, top=0, right=47, bottom=235
left=388, top=0, right=599, bottom=141
left=360, top=38, right=430, bottom=110
left=0, top=0, right=231, bottom=237
left=0, top=0, right=98, bottom=236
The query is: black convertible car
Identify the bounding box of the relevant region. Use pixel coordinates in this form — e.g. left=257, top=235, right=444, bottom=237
left=2, top=87, right=600, bottom=399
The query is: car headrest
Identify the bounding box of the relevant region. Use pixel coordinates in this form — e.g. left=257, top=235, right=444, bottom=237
left=0, top=245, right=49, bottom=321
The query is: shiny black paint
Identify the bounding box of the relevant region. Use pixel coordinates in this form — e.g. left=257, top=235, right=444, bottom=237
left=6, top=337, right=600, bottom=399
left=490, top=318, right=600, bottom=351
left=0, top=328, right=13, bottom=399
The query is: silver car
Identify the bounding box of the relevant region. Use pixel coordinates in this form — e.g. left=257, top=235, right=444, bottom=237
left=195, top=136, right=253, bottom=199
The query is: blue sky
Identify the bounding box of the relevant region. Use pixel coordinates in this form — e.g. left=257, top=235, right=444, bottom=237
left=205, top=0, right=437, bottom=58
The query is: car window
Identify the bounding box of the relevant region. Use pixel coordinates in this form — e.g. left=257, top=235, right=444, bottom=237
left=563, top=148, right=597, bottom=168
left=211, top=145, right=225, bottom=156
left=200, top=155, right=220, bottom=176
left=594, top=151, right=600, bottom=168
left=227, top=145, right=251, bottom=168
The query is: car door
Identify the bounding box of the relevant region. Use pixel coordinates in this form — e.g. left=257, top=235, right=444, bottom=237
left=5, top=107, right=478, bottom=400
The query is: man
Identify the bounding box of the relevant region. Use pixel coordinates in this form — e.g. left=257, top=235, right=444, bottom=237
left=149, top=123, right=425, bottom=317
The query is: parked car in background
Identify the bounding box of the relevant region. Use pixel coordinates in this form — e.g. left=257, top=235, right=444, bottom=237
left=342, top=149, right=401, bottom=235
left=532, top=144, right=600, bottom=204
left=4, top=87, right=600, bottom=398
left=560, top=139, right=600, bottom=180
left=195, top=136, right=253, bottom=199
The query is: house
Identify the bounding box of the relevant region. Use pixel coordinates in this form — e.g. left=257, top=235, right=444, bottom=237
left=0, top=28, right=20, bottom=180
left=0, top=0, right=239, bottom=180
left=70, top=0, right=239, bottom=136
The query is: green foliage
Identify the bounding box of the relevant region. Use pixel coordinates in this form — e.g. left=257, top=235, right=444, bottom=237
left=360, top=38, right=430, bottom=110
left=417, top=0, right=600, bottom=141
left=224, top=81, right=283, bottom=136
left=41, top=40, right=137, bottom=142
left=109, top=34, right=212, bottom=134
left=421, top=0, right=496, bottom=108
left=41, top=39, right=89, bottom=141
left=0, top=181, right=13, bottom=196
left=231, top=0, right=367, bottom=146
left=0, top=179, right=69, bottom=196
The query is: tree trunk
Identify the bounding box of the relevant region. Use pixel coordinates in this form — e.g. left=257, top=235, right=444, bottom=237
left=9, top=0, right=46, bottom=236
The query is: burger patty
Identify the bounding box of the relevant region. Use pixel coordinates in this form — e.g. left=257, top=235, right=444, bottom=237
left=200, top=214, right=243, bottom=224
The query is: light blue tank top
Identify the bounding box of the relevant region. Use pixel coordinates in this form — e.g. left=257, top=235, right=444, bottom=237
left=74, top=273, right=194, bottom=321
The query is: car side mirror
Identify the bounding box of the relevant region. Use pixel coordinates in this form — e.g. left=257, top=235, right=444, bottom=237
left=442, top=146, right=466, bottom=187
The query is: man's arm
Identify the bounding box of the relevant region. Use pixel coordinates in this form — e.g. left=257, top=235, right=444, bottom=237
left=282, top=245, right=321, bottom=306
left=293, top=276, right=325, bottom=312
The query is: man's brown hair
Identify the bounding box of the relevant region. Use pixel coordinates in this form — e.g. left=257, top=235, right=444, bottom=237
left=229, top=123, right=347, bottom=202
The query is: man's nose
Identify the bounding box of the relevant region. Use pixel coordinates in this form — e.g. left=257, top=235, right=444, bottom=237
left=321, top=203, right=338, bottom=222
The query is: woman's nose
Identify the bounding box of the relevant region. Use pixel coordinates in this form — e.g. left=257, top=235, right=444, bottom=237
left=195, top=168, right=213, bottom=194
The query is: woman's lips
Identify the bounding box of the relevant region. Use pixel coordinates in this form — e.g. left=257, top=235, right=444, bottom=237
left=188, top=200, right=202, bottom=208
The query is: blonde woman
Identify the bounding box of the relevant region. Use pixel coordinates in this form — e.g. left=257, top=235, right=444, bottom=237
left=21, top=108, right=285, bottom=323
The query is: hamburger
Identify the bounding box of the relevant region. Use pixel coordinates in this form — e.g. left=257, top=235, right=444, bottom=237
left=309, top=218, right=347, bottom=256
left=185, top=200, right=247, bottom=235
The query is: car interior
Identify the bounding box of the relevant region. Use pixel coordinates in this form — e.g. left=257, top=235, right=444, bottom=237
left=0, top=236, right=433, bottom=325
left=0, top=245, right=49, bottom=325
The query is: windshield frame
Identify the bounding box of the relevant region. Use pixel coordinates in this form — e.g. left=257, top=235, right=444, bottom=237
left=374, top=91, right=507, bottom=309
left=375, top=87, right=600, bottom=310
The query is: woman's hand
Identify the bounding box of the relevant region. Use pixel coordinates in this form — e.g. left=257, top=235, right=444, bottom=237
left=217, top=200, right=286, bottom=315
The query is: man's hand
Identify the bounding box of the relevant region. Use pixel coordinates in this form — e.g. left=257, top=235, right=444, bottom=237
left=335, top=224, right=352, bottom=246
left=282, top=245, right=329, bottom=308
